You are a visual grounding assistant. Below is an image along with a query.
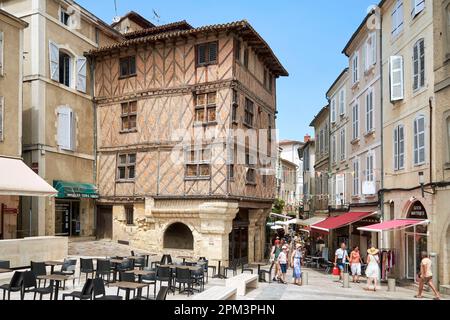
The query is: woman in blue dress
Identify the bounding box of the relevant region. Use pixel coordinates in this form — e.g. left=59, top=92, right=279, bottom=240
left=291, top=243, right=303, bottom=286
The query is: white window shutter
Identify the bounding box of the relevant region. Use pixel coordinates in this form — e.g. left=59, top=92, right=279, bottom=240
left=390, top=56, right=404, bottom=101
left=76, top=56, right=87, bottom=93
left=412, top=0, right=425, bottom=16
left=0, top=97, right=4, bottom=141
left=0, top=32, right=4, bottom=76
left=49, top=41, right=59, bottom=81
left=57, top=107, right=73, bottom=150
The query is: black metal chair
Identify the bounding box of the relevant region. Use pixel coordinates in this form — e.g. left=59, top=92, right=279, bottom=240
left=117, top=272, right=136, bottom=298
left=93, top=277, right=122, bottom=300
left=1, top=271, right=23, bottom=300
left=133, top=256, right=145, bottom=270
left=141, top=267, right=157, bottom=299
left=96, top=259, right=113, bottom=283
left=191, top=265, right=205, bottom=292
left=155, top=286, right=169, bottom=300
left=0, top=260, right=10, bottom=269
left=199, top=257, right=216, bottom=279
left=31, top=261, right=47, bottom=288
left=62, top=278, right=94, bottom=300
left=240, top=258, right=253, bottom=274
left=130, top=251, right=135, bottom=256
left=117, top=259, right=134, bottom=273
left=160, top=255, right=172, bottom=265
left=259, top=262, right=275, bottom=283
left=174, top=268, right=193, bottom=297
left=21, top=271, right=54, bottom=300
left=224, top=259, right=240, bottom=278
left=79, top=258, right=95, bottom=283
left=156, top=266, right=172, bottom=294
left=53, top=258, right=77, bottom=289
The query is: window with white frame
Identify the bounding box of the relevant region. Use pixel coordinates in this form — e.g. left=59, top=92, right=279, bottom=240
left=411, top=0, right=425, bottom=18
left=366, top=152, right=374, bottom=182
left=394, top=124, right=405, bottom=170
left=353, top=159, right=360, bottom=196
left=340, top=128, right=346, bottom=161
left=390, top=56, right=404, bottom=101
left=339, top=89, right=345, bottom=116
left=413, top=39, right=425, bottom=91
left=366, top=89, right=374, bottom=133
left=352, top=103, right=359, bottom=140
left=331, top=98, right=337, bottom=123
left=391, top=0, right=404, bottom=37
left=365, top=33, right=377, bottom=70
left=324, top=124, right=329, bottom=153
left=60, top=7, right=71, bottom=26
left=414, top=115, right=426, bottom=165
left=336, top=173, right=345, bottom=205
left=352, top=53, right=359, bottom=84
left=0, top=96, right=4, bottom=141
left=331, top=134, right=337, bottom=164
left=57, top=106, right=75, bottom=151
left=447, top=116, right=450, bottom=163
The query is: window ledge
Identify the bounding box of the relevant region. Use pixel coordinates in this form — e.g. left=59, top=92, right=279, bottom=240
left=364, top=130, right=375, bottom=138
left=120, top=129, right=138, bottom=134
left=246, top=181, right=257, bottom=186
left=118, top=74, right=137, bottom=80
left=352, top=195, right=361, bottom=200
left=364, top=65, right=376, bottom=76
left=243, top=122, right=254, bottom=129
left=364, top=194, right=377, bottom=199
left=116, top=180, right=136, bottom=184
left=351, top=138, right=360, bottom=145
left=351, top=81, right=360, bottom=90
left=184, top=177, right=211, bottom=181
left=444, top=163, right=450, bottom=170
left=194, top=122, right=218, bottom=128
left=197, top=62, right=218, bottom=68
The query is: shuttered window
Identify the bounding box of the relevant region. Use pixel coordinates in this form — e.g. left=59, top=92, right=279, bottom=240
left=57, top=106, right=75, bottom=151
left=340, top=128, right=346, bottom=161
left=331, top=134, right=336, bottom=164
left=234, top=39, right=241, bottom=61
left=121, top=101, right=137, bottom=132
left=244, top=98, right=254, bottom=127
left=352, top=103, right=359, bottom=140
left=413, top=39, right=425, bottom=91
left=390, top=56, right=404, bottom=101
left=232, top=89, right=239, bottom=123
left=117, top=154, right=136, bottom=181
left=0, top=32, right=4, bottom=76
left=243, top=48, right=249, bottom=68
left=352, top=53, right=359, bottom=84
left=197, top=42, right=218, bottom=66
left=394, top=125, right=405, bottom=171
left=339, top=89, right=345, bottom=115
left=336, top=174, right=345, bottom=205
left=414, top=116, right=426, bottom=165
left=49, top=41, right=60, bottom=81
left=59, top=52, right=71, bottom=87
left=365, top=33, right=377, bottom=69
left=0, top=97, right=4, bottom=141
left=366, top=153, right=374, bottom=182
left=331, top=98, right=337, bottom=123
left=353, top=159, right=360, bottom=196
left=366, top=89, right=374, bottom=132
left=76, top=57, right=87, bottom=93
left=412, top=0, right=425, bottom=17
left=391, top=0, right=404, bottom=36
left=125, top=206, right=134, bottom=225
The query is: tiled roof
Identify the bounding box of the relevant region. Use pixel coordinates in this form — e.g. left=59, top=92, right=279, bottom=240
left=111, top=11, right=155, bottom=29
left=87, top=20, right=288, bottom=77
left=123, top=20, right=193, bottom=39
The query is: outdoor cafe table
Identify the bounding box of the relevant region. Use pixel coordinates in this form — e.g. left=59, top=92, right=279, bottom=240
left=0, top=268, right=11, bottom=274
left=45, top=261, right=64, bottom=274
left=110, top=282, right=148, bottom=300
left=125, top=269, right=155, bottom=282
left=110, top=258, right=125, bottom=282
left=38, top=274, right=71, bottom=300
left=177, top=255, right=193, bottom=264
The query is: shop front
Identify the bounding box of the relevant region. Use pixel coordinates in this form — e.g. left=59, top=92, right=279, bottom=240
left=53, top=181, right=98, bottom=237
left=229, top=209, right=249, bottom=265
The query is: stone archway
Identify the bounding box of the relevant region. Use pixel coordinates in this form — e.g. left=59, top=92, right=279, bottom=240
left=163, top=222, right=194, bottom=250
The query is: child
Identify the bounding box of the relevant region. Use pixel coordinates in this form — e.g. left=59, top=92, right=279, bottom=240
left=278, top=245, right=288, bottom=284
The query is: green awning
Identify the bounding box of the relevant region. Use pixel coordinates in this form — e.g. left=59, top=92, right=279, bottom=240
left=53, top=181, right=99, bottom=199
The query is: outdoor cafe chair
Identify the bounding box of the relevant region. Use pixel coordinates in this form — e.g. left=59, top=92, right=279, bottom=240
left=79, top=258, right=95, bottom=284
left=62, top=278, right=94, bottom=300
left=160, top=254, right=172, bottom=266
left=31, top=261, right=47, bottom=288
left=224, top=259, right=240, bottom=278
left=134, top=256, right=146, bottom=270
left=117, top=272, right=137, bottom=298
left=53, top=258, right=77, bottom=289
left=155, top=286, right=169, bottom=301
left=258, top=262, right=275, bottom=283
left=93, top=277, right=122, bottom=300
left=21, top=271, right=54, bottom=300
left=199, top=257, right=216, bottom=280
left=1, top=271, right=23, bottom=300
left=240, top=258, right=254, bottom=274
left=174, top=268, right=193, bottom=297
left=191, top=266, right=205, bottom=292
left=141, top=267, right=157, bottom=298
left=95, top=259, right=113, bottom=283
left=117, top=259, right=134, bottom=272
left=156, top=266, right=173, bottom=293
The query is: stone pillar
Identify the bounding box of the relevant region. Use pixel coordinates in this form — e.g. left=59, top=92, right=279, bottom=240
left=248, top=209, right=263, bottom=263
left=199, top=202, right=239, bottom=268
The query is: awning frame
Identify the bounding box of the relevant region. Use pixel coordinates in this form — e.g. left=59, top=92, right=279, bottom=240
left=311, top=211, right=378, bottom=233
left=357, top=219, right=430, bottom=233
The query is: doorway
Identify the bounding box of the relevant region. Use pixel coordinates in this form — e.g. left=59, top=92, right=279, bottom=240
left=229, top=209, right=249, bottom=264
left=55, top=200, right=80, bottom=236
left=96, top=206, right=113, bottom=239
left=405, top=226, right=428, bottom=281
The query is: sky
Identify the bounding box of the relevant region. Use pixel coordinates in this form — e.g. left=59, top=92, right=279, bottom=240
left=77, top=0, right=378, bottom=141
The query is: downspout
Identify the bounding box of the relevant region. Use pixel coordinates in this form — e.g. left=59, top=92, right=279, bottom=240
left=89, top=56, right=98, bottom=233
left=379, top=14, right=385, bottom=249
left=429, top=97, right=433, bottom=185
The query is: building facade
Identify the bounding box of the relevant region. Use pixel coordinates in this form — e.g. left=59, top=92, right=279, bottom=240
left=299, top=137, right=315, bottom=217
left=277, top=158, right=298, bottom=215
left=0, top=0, right=122, bottom=238
left=0, top=9, right=27, bottom=239
left=279, top=139, right=304, bottom=211
left=89, top=20, right=288, bottom=266
left=310, top=105, right=329, bottom=216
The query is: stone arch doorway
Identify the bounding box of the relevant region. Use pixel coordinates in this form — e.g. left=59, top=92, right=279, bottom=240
left=163, top=223, right=194, bottom=250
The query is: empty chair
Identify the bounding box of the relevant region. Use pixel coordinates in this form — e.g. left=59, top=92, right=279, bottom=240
left=116, top=259, right=133, bottom=273
left=240, top=258, right=253, bottom=274
left=31, top=261, right=47, bottom=288
left=155, top=286, right=169, bottom=301
left=174, top=268, right=193, bottom=297
left=156, top=266, right=172, bottom=294
left=0, top=260, right=10, bottom=269
left=117, top=272, right=136, bottom=298
left=1, top=271, right=23, bottom=300
left=79, top=258, right=95, bottom=283
left=198, top=258, right=210, bottom=283
left=224, top=259, right=240, bottom=278
left=96, top=259, right=113, bottom=283
left=53, top=258, right=77, bottom=289
left=259, top=262, right=275, bottom=283
left=93, top=277, right=122, bottom=300
left=62, top=279, right=94, bottom=300
left=141, top=267, right=157, bottom=299
left=160, top=254, right=172, bottom=266
left=191, top=265, right=205, bottom=292
left=134, top=256, right=145, bottom=270
left=21, top=271, right=54, bottom=300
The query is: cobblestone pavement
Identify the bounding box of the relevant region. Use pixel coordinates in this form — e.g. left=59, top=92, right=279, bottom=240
left=0, top=240, right=446, bottom=301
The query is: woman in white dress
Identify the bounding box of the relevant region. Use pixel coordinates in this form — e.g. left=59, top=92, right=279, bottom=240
left=364, top=247, right=380, bottom=292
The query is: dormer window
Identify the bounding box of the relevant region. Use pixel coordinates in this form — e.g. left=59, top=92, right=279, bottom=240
left=60, top=8, right=71, bottom=26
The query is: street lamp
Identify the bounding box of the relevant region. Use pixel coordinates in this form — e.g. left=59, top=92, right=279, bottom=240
left=418, top=171, right=434, bottom=198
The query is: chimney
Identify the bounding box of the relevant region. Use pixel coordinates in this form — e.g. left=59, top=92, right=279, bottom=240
left=304, top=134, right=311, bottom=143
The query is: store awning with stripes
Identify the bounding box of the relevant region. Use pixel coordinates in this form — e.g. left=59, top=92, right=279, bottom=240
left=357, top=219, right=429, bottom=233
left=311, top=211, right=378, bottom=233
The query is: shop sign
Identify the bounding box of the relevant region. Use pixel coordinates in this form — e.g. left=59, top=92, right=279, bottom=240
left=408, top=201, right=427, bottom=219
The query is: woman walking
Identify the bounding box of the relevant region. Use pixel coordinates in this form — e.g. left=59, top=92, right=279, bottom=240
left=271, top=242, right=282, bottom=282
left=364, top=247, right=380, bottom=292
left=291, top=243, right=303, bottom=286
left=277, top=245, right=289, bottom=284
left=349, top=246, right=363, bottom=283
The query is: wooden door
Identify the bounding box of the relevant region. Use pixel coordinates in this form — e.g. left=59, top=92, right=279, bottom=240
left=96, top=206, right=113, bottom=239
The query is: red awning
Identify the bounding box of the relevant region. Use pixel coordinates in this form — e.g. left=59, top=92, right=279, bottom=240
left=311, top=211, right=377, bottom=233
left=357, top=219, right=429, bottom=233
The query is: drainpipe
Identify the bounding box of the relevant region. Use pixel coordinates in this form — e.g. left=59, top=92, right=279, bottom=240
left=429, top=97, right=433, bottom=185
left=89, top=57, right=98, bottom=232
left=379, top=15, right=386, bottom=250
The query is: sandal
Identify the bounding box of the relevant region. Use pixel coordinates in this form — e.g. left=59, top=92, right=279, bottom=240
left=433, top=297, right=441, bottom=301
left=414, top=295, right=424, bottom=299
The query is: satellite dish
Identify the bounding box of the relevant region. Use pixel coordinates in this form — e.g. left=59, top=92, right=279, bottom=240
left=113, top=16, right=121, bottom=23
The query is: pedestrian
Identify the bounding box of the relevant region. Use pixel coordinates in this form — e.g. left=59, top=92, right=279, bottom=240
left=278, top=245, right=289, bottom=284
left=334, top=242, right=349, bottom=280
left=271, top=241, right=282, bottom=282
left=415, top=251, right=441, bottom=300
left=291, top=243, right=303, bottom=286
left=349, top=246, right=363, bottom=283
left=364, top=247, right=380, bottom=292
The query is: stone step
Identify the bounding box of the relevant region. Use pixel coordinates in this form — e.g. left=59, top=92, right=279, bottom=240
left=440, top=285, right=450, bottom=295
left=68, top=236, right=97, bottom=243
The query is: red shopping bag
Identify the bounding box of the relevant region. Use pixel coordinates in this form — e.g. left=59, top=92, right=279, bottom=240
left=332, top=266, right=340, bottom=276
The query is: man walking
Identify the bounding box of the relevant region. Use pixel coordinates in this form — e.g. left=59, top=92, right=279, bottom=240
left=415, top=252, right=441, bottom=300
left=334, top=242, right=349, bottom=281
